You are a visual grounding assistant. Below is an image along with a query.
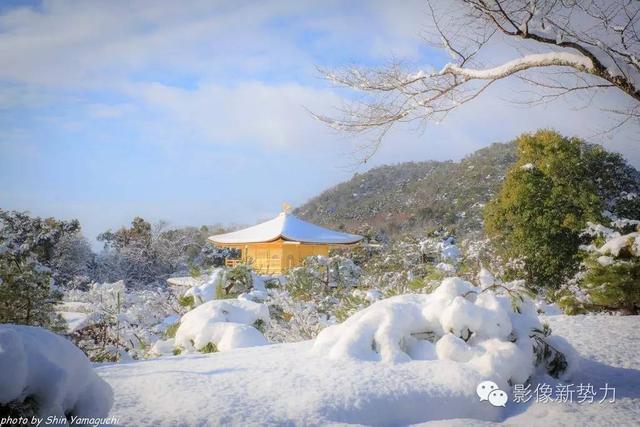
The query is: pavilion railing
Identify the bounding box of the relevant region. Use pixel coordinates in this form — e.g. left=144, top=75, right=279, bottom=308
left=225, top=258, right=242, bottom=268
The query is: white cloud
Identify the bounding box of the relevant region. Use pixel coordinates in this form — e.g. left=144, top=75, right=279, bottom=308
left=0, top=0, right=637, bottom=169
left=132, top=80, right=342, bottom=148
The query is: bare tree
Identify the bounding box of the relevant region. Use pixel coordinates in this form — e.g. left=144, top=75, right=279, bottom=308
left=315, top=0, right=640, bottom=162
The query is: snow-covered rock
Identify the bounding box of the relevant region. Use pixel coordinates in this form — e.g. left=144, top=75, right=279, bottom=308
left=0, top=325, right=113, bottom=419
left=174, top=299, right=269, bottom=352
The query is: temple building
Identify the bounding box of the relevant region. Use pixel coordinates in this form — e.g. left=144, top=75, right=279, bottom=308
left=208, top=207, right=363, bottom=274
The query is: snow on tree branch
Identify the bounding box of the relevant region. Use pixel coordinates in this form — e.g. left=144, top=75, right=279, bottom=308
left=314, top=0, right=640, bottom=162
left=438, top=52, right=594, bottom=80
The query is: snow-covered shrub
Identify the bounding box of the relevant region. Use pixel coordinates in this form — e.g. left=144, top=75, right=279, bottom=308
left=0, top=325, right=113, bottom=420
left=223, top=264, right=255, bottom=295
left=173, top=299, right=269, bottom=353
left=196, top=243, right=239, bottom=268
left=421, top=235, right=461, bottom=263
left=94, top=218, right=235, bottom=288
left=559, top=218, right=640, bottom=314
left=180, top=266, right=269, bottom=308
left=360, top=235, right=464, bottom=297
left=362, top=238, right=430, bottom=293
left=239, top=272, right=269, bottom=302
left=50, top=232, right=94, bottom=290
left=264, top=289, right=336, bottom=342
left=183, top=268, right=226, bottom=306
left=312, top=277, right=577, bottom=383
left=457, top=238, right=513, bottom=281
left=285, top=255, right=361, bottom=299
left=265, top=240, right=467, bottom=344
left=263, top=257, right=364, bottom=342
left=65, top=281, right=182, bottom=361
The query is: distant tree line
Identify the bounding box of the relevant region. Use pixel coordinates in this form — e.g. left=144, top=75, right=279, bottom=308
left=0, top=211, right=235, bottom=328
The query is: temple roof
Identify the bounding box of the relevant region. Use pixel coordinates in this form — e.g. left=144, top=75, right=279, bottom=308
left=208, top=212, right=363, bottom=245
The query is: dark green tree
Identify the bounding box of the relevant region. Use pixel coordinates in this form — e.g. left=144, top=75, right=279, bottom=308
left=0, top=210, right=79, bottom=328
left=484, top=130, right=603, bottom=289
left=581, top=225, right=640, bottom=315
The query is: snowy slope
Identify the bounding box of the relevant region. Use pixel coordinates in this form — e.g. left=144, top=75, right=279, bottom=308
left=421, top=315, right=640, bottom=427
left=97, top=315, right=640, bottom=426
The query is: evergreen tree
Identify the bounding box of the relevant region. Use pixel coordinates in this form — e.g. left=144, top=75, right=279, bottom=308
left=581, top=222, right=640, bottom=315
left=0, top=209, right=79, bottom=328
left=484, top=130, right=603, bottom=289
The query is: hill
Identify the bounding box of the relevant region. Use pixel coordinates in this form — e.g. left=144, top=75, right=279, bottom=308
left=295, top=142, right=518, bottom=240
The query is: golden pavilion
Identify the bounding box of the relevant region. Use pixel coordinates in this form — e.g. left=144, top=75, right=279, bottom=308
left=208, top=206, right=363, bottom=274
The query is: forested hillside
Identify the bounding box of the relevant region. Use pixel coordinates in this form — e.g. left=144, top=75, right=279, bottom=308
left=296, top=142, right=518, bottom=239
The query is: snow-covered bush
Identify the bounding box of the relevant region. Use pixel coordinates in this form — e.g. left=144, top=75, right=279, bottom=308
left=223, top=264, right=255, bottom=295
left=180, top=266, right=269, bottom=308
left=196, top=243, right=239, bottom=268
left=263, top=256, right=365, bottom=342
left=558, top=218, right=640, bottom=314
left=0, top=325, right=113, bottom=420
left=50, top=232, right=94, bottom=290
left=65, top=281, right=182, bottom=361
left=312, top=277, right=577, bottom=383
left=285, top=255, right=361, bottom=299
left=173, top=299, right=269, bottom=353
left=264, top=289, right=336, bottom=342
left=183, top=268, right=226, bottom=305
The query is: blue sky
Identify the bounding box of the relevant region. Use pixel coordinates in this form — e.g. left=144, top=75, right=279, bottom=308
left=1, top=0, right=638, bottom=246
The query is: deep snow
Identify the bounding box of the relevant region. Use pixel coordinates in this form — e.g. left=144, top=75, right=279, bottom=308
left=96, top=314, right=640, bottom=426
left=0, top=325, right=113, bottom=419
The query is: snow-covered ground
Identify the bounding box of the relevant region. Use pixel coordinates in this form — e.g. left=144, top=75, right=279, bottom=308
left=97, top=314, right=640, bottom=426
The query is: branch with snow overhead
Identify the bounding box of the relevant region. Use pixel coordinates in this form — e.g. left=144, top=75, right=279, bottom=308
left=437, top=52, right=594, bottom=80
left=314, top=0, right=640, bottom=163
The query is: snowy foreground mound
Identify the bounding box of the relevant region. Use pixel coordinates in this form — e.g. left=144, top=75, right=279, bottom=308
left=94, top=278, right=640, bottom=426
left=313, top=277, right=576, bottom=385
left=98, top=315, right=640, bottom=426
left=0, top=325, right=113, bottom=419
left=174, top=299, right=269, bottom=352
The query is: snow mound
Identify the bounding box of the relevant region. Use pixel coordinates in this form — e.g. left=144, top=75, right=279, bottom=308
left=0, top=325, right=113, bottom=419
left=150, top=338, right=175, bottom=356
left=312, top=277, right=575, bottom=385
left=183, top=268, right=226, bottom=304
left=174, top=299, right=269, bottom=352
left=176, top=322, right=268, bottom=352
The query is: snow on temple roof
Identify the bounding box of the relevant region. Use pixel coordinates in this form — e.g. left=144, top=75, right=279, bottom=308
left=208, top=212, right=363, bottom=245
